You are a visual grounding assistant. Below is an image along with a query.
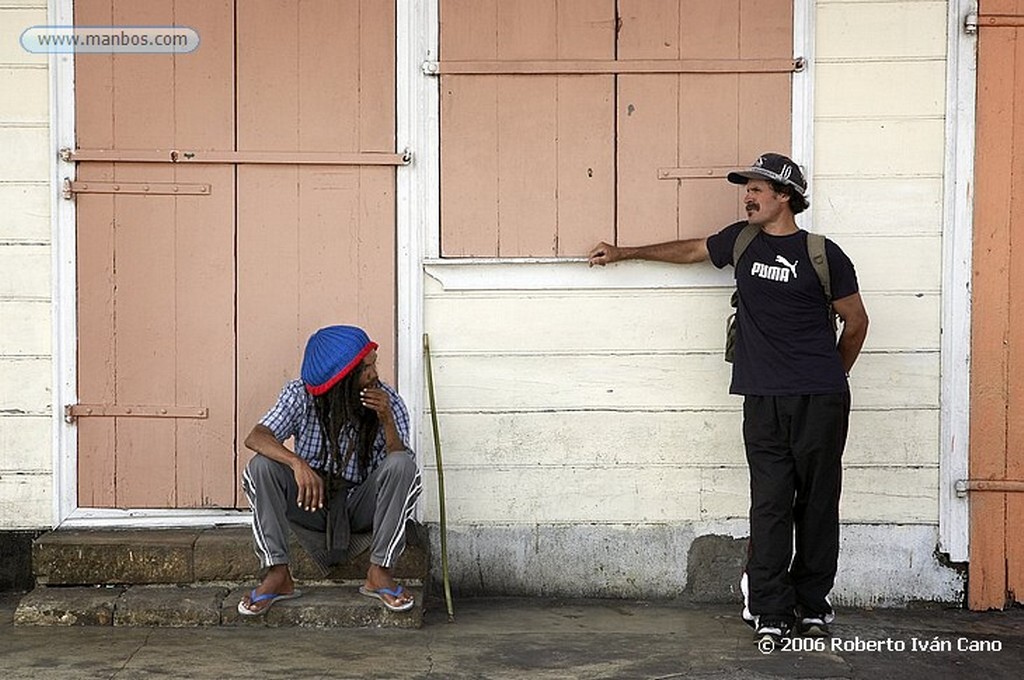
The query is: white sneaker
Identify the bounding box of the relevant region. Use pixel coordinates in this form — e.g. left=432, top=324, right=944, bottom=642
left=740, top=571, right=756, bottom=628
left=754, top=618, right=792, bottom=644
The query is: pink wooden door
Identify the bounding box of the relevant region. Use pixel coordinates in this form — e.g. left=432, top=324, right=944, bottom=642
left=74, top=0, right=397, bottom=510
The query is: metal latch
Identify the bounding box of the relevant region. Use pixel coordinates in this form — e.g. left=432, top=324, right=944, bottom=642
left=658, top=166, right=736, bottom=180
left=60, top=147, right=412, bottom=166
left=423, top=57, right=805, bottom=76
left=966, top=13, right=1024, bottom=33
left=955, top=479, right=1024, bottom=498
left=65, top=404, right=208, bottom=423
left=62, top=178, right=211, bottom=200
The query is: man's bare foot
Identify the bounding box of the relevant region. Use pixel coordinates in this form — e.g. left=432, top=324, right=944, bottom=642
left=363, top=563, right=414, bottom=610
left=239, top=564, right=296, bottom=614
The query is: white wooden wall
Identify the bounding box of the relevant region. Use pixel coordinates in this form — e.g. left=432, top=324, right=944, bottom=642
left=813, top=0, right=946, bottom=519
left=422, top=0, right=948, bottom=530
left=0, top=0, right=53, bottom=528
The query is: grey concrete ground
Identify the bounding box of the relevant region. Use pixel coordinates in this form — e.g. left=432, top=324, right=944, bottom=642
left=2, top=592, right=1022, bottom=680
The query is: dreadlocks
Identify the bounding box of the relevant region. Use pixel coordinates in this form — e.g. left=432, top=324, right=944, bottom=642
left=312, top=368, right=379, bottom=479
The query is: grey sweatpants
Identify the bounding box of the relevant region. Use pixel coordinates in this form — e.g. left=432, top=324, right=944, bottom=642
left=242, top=452, right=421, bottom=572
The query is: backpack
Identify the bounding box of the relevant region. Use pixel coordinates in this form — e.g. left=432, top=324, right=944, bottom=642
left=724, top=223, right=834, bottom=363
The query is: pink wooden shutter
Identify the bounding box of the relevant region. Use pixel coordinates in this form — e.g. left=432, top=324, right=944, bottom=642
left=618, top=0, right=793, bottom=243
left=440, top=0, right=794, bottom=256
left=440, top=0, right=616, bottom=257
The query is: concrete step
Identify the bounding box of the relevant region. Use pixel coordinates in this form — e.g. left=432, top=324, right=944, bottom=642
left=13, top=583, right=424, bottom=628
left=22, top=524, right=429, bottom=628
left=31, top=524, right=429, bottom=585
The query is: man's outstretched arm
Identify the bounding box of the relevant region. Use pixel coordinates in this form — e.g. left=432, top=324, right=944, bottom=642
left=587, top=238, right=710, bottom=266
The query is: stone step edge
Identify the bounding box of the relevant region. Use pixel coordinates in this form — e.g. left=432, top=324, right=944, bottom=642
left=32, top=527, right=429, bottom=586
left=32, top=577, right=425, bottom=588
left=14, top=583, right=425, bottom=629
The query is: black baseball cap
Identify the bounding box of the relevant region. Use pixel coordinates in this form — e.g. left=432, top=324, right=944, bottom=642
left=727, top=153, right=807, bottom=196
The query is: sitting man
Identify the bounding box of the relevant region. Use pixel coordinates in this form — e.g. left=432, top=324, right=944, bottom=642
left=238, top=324, right=421, bottom=615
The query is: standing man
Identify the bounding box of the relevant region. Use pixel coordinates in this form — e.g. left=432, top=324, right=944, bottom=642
left=238, top=325, right=422, bottom=615
left=588, top=153, right=868, bottom=644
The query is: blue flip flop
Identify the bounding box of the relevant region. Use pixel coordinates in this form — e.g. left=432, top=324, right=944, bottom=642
left=237, top=588, right=302, bottom=616
left=359, top=584, right=415, bottom=612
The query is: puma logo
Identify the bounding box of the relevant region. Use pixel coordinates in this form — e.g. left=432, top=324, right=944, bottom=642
left=751, top=256, right=798, bottom=283
left=775, top=255, right=798, bottom=279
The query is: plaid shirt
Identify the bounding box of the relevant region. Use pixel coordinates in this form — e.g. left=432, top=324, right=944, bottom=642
left=259, top=379, right=413, bottom=484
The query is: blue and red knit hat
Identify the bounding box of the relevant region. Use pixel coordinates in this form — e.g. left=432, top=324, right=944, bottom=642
left=301, top=325, right=378, bottom=396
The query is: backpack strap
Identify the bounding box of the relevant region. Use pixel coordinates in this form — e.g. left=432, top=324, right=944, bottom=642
left=806, top=232, right=831, bottom=301
left=806, top=231, right=838, bottom=334
left=732, top=222, right=761, bottom=267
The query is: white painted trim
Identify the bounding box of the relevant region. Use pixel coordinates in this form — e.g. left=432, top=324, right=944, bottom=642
left=792, top=0, right=815, bottom=232
left=397, top=0, right=439, bottom=522
left=50, top=0, right=77, bottom=529
left=426, top=259, right=732, bottom=291
left=60, top=508, right=252, bottom=529
left=938, top=0, right=976, bottom=564
left=420, top=0, right=442, bottom=261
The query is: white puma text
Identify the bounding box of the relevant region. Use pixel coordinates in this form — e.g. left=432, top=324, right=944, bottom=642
left=751, top=260, right=792, bottom=282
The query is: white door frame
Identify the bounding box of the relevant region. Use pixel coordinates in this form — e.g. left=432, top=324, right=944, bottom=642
left=51, top=0, right=81, bottom=527
left=938, top=0, right=978, bottom=563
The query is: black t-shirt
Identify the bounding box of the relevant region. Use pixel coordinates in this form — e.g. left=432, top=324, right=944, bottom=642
left=706, top=221, right=859, bottom=396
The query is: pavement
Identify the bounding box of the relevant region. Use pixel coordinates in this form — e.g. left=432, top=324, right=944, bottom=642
left=2, top=592, right=1023, bottom=679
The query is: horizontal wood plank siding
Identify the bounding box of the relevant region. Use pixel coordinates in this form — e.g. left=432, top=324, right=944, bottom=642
left=425, top=289, right=938, bottom=352
left=420, top=465, right=938, bottom=524
left=422, top=410, right=938, bottom=468
left=0, top=2, right=51, bottom=529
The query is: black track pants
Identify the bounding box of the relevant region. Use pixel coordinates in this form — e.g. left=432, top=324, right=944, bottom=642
left=743, top=392, right=850, bottom=621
